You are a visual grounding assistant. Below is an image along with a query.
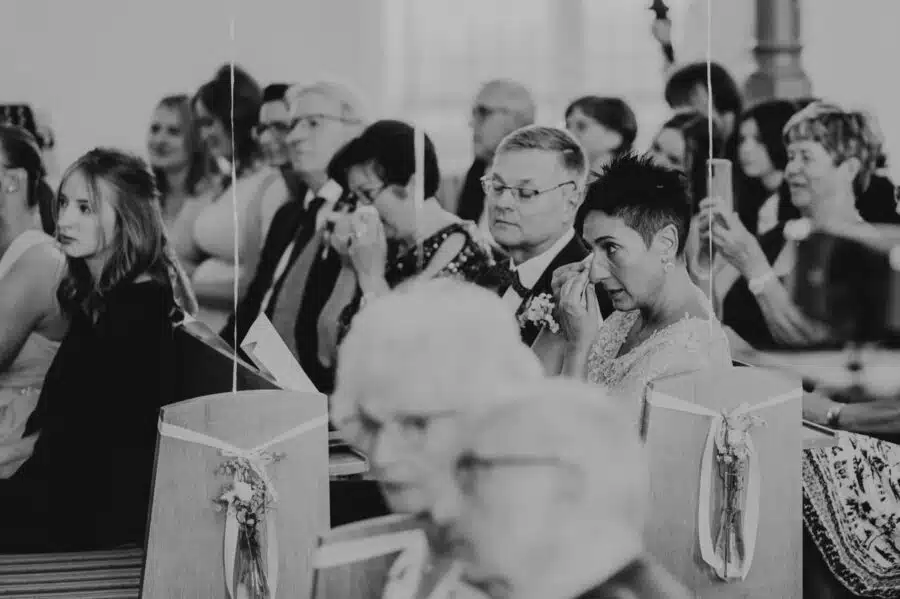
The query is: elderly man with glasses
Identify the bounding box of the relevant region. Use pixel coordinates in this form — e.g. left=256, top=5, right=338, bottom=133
left=325, top=278, right=545, bottom=599
left=432, top=379, right=691, bottom=599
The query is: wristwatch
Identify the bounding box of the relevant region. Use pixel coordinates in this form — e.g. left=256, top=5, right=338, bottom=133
left=824, top=403, right=844, bottom=429
left=748, top=270, right=776, bottom=295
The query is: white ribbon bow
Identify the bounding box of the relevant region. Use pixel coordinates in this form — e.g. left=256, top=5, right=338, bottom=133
left=647, top=388, right=800, bottom=581
left=158, top=414, right=328, bottom=599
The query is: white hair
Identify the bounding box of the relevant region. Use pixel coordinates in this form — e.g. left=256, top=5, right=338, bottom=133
left=495, top=125, right=590, bottom=191
left=285, top=80, right=369, bottom=125
left=463, top=378, right=649, bottom=533
left=331, top=279, right=543, bottom=425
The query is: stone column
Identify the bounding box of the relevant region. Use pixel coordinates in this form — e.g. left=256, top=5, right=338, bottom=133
left=744, top=0, right=813, bottom=103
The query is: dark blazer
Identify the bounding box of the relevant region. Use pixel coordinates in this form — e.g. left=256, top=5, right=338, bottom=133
left=572, top=556, right=692, bottom=599
left=221, top=179, right=312, bottom=349
left=500, top=234, right=614, bottom=346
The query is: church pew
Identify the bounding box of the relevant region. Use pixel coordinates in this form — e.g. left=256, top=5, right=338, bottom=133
left=0, top=323, right=337, bottom=598
left=141, top=388, right=329, bottom=596
left=643, top=365, right=802, bottom=598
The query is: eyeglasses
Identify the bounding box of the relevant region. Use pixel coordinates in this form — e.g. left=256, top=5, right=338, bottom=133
left=454, top=451, right=570, bottom=496
left=471, top=105, right=511, bottom=121
left=253, top=121, right=292, bottom=137
left=348, top=185, right=387, bottom=206
left=480, top=176, right=577, bottom=202
left=288, top=114, right=361, bottom=133
left=337, top=408, right=459, bottom=451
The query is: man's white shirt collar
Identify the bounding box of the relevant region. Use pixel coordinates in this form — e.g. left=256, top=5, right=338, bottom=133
left=303, top=179, right=343, bottom=231
left=510, top=228, right=575, bottom=289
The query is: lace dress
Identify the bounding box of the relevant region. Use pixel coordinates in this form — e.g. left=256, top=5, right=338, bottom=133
left=585, top=288, right=731, bottom=430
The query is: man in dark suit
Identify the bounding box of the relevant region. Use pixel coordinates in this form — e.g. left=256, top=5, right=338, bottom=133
left=221, top=81, right=392, bottom=528
left=221, top=81, right=366, bottom=394
left=433, top=381, right=692, bottom=599
left=479, top=125, right=612, bottom=345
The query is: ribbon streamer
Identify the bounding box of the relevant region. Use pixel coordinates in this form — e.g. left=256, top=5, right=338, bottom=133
left=647, top=388, right=800, bottom=581
left=158, top=414, right=328, bottom=598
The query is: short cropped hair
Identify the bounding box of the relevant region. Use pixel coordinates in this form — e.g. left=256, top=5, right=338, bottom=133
left=285, top=80, right=368, bottom=125
left=331, top=279, right=543, bottom=428
left=783, top=100, right=883, bottom=196
left=576, top=153, right=691, bottom=256
left=664, top=62, right=744, bottom=118
left=327, top=119, right=440, bottom=198
left=495, top=125, right=589, bottom=190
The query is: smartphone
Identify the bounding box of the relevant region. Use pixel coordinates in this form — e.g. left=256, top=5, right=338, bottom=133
left=707, top=158, right=734, bottom=215
left=706, top=159, right=734, bottom=262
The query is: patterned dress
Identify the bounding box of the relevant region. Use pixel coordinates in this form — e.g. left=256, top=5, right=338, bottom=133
left=804, top=433, right=900, bottom=596
left=337, top=222, right=494, bottom=344
left=585, top=286, right=732, bottom=432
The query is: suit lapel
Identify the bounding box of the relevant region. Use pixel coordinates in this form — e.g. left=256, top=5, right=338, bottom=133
left=516, top=236, right=589, bottom=345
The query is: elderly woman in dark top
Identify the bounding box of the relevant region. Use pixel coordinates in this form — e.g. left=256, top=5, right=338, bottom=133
left=316, top=120, right=495, bottom=366
left=0, top=147, right=194, bottom=552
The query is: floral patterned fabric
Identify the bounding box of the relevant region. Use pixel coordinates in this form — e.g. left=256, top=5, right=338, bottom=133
left=585, top=286, right=731, bottom=430
left=803, top=432, right=900, bottom=597
left=337, top=222, right=495, bottom=345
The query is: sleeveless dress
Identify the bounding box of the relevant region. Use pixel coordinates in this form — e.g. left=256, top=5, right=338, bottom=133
left=585, top=284, right=732, bottom=430
left=192, top=166, right=289, bottom=331
left=0, top=230, right=63, bottom=478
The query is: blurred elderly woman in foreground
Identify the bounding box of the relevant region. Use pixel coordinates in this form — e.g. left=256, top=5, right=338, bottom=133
left=323, top=279, right=544, bottom=599
left=432, top=378, right=691, bottom=599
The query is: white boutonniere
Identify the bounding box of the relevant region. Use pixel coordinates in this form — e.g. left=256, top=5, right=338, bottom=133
left=517, top=292, right=560, bottom=333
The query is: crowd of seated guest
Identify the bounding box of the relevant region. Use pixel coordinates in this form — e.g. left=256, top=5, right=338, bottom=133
left=0, top=56, right=898, bottom=599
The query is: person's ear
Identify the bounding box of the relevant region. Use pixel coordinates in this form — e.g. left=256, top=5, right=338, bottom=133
left=838, top=156, right=861, bottom=186
left=652, top=223, right=679, bottom=261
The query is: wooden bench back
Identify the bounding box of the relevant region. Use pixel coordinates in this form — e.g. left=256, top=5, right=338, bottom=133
left=643, top=365, right=802, bottom=598
left=141, top=389, right=329, bottom=597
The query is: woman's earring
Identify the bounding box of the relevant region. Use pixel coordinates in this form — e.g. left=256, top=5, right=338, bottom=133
left=6, top=185, right=16, bottom=193
left=663, top=259, right=674, bottom=272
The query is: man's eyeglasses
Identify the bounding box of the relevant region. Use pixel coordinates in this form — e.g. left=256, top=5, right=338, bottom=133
left=480, top=176, right=576, bottom=202
left=253, top=121, right=292, bottom=137
left=454, top=451, right=570, bottom=495
left=288, top=114, right=362, bottom=132
left=472, top=105, right=511, bottom=121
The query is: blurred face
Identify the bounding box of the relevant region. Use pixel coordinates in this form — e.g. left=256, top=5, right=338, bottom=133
left=346, top=163, right=415, bottom=241
left=565, top=108, right=623, bottom=166
left=57, top=170, right=117, bottom=264
left=147, top=105, right=190, bottom=172
left=784, top=139, right=848, bottom=213
left=256, top=100, right=291, bottom=167
left=286, top=91, right=354, bottom=176
left=648, top=128, right=686, bottom=172
left=347, top=400, right=461, bottom=514
left=194, top=99, right=231, bottom=161
left=737, top=118, right=775, bottom=179
left=470, top=87, right=521, bottom=161
left=486, top=149, right=578, bottom=256
left=582, top=211, right=669, bottom=311
left=432, top=437, right=562, bottom=591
